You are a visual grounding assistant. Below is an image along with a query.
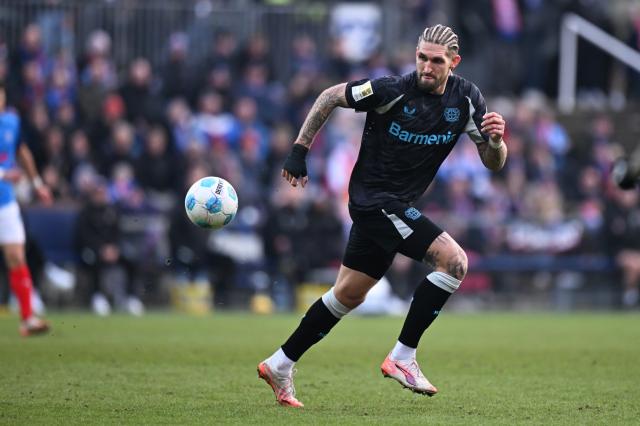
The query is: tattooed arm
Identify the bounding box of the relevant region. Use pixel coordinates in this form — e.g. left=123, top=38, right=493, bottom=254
left=477, top=139, right=507, bottom=172
left=295, top=83, right=349, bottom=149
left=477, top=111, right=507, bottom=172
left=282, top=83, right=349, bottom=187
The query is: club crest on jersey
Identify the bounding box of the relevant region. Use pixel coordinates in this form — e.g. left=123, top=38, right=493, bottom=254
left=404, top=207, right=421, bottom=220
left=443, top=107, right=460, bottom=122
left=403, top=105, right=416, bottom=116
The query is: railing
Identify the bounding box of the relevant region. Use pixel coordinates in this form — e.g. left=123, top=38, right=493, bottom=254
left=0, top=0, right=405, bottom=82
left=558, top=12, right=640, bottom=112
left=472, top=254, right=612, bottom=273
left=0, top=0, right=330, bottom=81
left=25, top=207, right=614, bottom=275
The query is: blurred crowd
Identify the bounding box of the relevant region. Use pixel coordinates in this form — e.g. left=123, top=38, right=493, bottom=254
left=0, top=3, right=639, bottom=313
left=447, top=0, right=640, bottom=102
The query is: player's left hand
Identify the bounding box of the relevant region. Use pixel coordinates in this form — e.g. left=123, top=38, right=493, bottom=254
left=35, top=184, right=54, bottom=206
left=2, top=168, right=23, bottom=183
left=282, top=143, right=309, bottom=188
left=481, top=112, right=505, bottom=144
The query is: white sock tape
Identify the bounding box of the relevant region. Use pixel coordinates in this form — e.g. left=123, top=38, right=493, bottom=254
left=427, top=271, right=461, bottom=294
left=321, top=287, right=351, bottom=319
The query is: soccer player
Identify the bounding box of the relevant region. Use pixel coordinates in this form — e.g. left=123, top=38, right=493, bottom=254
left=0, top=83, right=53, bottom=336
left=258, top=25, right=507, bottom=407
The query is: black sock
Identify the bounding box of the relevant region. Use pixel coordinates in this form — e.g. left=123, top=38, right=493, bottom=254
left=281, top=298, right=340, bottom=361
left=398, top=278, right=452, bottom=348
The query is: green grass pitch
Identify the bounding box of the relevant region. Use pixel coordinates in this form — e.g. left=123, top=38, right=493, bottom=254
left=1, top=312, right=639, bottom=425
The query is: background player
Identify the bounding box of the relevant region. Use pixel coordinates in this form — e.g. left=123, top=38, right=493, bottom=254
left=258, top=24, right=507, bottom=407
left=0, top=83, right=53, bottom=336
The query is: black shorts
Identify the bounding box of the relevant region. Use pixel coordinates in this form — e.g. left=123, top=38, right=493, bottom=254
left=342, top=205, right=443, bottom=279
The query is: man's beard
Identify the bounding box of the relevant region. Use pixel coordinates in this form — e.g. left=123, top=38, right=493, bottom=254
left=417, top=73, right=445, bottom=93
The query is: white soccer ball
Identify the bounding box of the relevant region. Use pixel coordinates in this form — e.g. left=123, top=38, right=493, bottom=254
left=184, top=176, right=238, bottom=229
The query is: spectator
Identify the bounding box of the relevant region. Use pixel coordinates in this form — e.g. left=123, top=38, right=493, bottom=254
left=1, top=10, right=636, bottom=312
left=45, top=61, right=75, bottom=115
left=135, top=125, right=182, bottom=210
left=228, top=96, right=269, bottom=159
left=79, top=29, right=117, bottom=90
left=42, top=125, right=68, bottom=177
left=604, top=187, right=640, bottom=308
left=67, top=128, right=95, bottom=185
left=74, top=176, right=144, bottom=316
left=77, top=57, right=110, bottom=125
left=192, top=91, right=235, bottom=151
left=289, top=33, right=321, bottom=79
left=198, top=30, right=239, bottom=90
left=262, top=180, right=311, bottom=290
left=166, top=98, right=198, bottom=153
left=99, top=120, right=137, bottom=176
left=162, top=32, right=193, bottom=101
left=9, top=24, right=47, bottom=99
left=168, top=163, right=237, bottom=307
left=234, top=62, right=281, bottom=124
left=21, top=101, right=50, bottom=170
left=119, top=58, right=161, bottom=125
left=236, top=32, right=275, bottom=83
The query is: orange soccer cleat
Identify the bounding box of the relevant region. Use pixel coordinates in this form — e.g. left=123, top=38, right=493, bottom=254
left=380, top=353, right=438, bottom=396
left=257, top=361, right=304, bottom=408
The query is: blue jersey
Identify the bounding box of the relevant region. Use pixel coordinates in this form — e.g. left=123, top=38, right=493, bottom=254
left=345, top=72, right=489, bottom=211
left=0, top=110, right=22, bottom=207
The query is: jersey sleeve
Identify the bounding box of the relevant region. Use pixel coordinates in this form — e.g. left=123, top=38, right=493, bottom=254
left=463, top=83, right=490, bottom=144
left=345, top=76, right=403, bottom=112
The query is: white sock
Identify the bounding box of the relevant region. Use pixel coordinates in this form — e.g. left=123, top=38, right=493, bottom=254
left=266, top=348, right=295, bottom=375
left=390, top=341, right=416, bottom=361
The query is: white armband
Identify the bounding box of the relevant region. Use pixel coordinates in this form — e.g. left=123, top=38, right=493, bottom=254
left=0, top=168, right=5, bottom=180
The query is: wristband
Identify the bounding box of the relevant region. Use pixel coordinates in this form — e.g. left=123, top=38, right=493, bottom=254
left=32, top=176, right=44, bottom=189
left=282, top=144, right=309, bottom=179
left=290, top=143, right=309, bottom=159
left=489, top=139, right=503, bottom=149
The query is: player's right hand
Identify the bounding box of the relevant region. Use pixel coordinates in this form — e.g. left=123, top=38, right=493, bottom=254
left=282, top=143, right=309, bottom=187
left=35, top=184, right=54, bottom=206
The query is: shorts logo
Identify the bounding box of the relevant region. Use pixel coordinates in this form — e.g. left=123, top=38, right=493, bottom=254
left=351, top=81, right=373, bottom=102
left=404, top=207, right=421, bottom=220
left=443, top=107, right=460, bottom=122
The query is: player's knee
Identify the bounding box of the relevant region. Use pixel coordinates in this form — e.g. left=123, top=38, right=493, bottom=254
left=2, top=247, right=25, bottom=269
left=433, top=247, right=467, bottom=281
left=333, top=285, right=366, bottom=309
left=427, top=243, right=467, bottom=281
left=321, top=287, right=352, bottom=318
left=445, top=248, right=468, bottom=281
left=424, top=233, right=467, bottom=280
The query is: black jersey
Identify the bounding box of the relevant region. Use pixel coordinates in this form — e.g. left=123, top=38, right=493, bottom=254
left=344, top=72, right=489, bottom=211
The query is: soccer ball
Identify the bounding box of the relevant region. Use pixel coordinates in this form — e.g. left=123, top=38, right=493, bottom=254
left=184, top=176, right=238, bottom=229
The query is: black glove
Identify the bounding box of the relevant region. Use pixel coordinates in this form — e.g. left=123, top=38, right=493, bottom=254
left=282, top=144, right=309, bottom=179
